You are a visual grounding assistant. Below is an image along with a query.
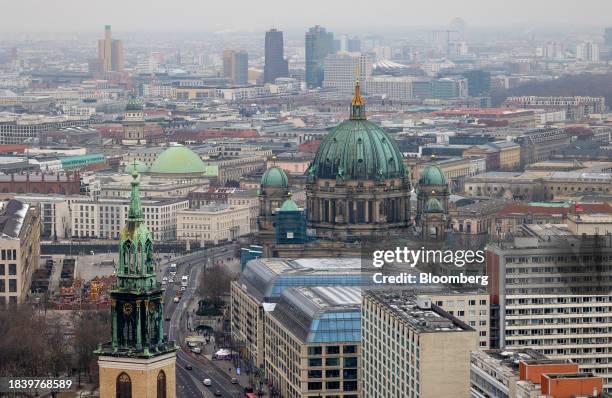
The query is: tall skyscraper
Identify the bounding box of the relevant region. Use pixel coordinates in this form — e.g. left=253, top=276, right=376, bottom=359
left=223, top=49, right=249, bottom=85
left=264, top=29, right=289, bottom=84
left=97, top=25, right=124, bottom=73
left=305, top=25, right=335, bottom=88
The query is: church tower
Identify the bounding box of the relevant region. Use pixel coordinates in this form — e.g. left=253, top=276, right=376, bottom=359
left=257, top=157, right=290, bottom=255
left=122, top=99, right=146, bottom=146
left=96, top=170, right=176, bottom=398
left=416, top=162, right=449, bottom=241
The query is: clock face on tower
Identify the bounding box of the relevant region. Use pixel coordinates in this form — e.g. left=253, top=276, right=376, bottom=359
left=123, top=302, right=133, bottom=316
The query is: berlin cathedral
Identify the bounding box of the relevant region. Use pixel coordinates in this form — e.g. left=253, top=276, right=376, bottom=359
left=257, top=79, right=450, bottom=257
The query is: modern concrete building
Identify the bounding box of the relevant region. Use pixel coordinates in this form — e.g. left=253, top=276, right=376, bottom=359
left=486, top=222, right=612, bottom=390
left=323, top=53, right=372, bottom=94
left=176, top=203, right=251, bottom=245
left=265, top=286, right=361, bottom=398
left=0, top=199, right=40, bottom=306
left=362, top=290, right=478, bottom=397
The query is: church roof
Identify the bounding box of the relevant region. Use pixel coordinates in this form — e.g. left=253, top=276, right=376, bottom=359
left=261, top=166, right=289, bottom=188
left=419, top=164, right=447, bottom=186
left=150, top=146, right=206, bottom=176
left=279, top=198, right=299, bottom=212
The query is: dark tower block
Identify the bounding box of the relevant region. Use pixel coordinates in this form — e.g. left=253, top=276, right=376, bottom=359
left=96, top=170, right=177, bottom=398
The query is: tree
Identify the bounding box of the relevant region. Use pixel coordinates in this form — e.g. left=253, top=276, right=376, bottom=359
left=72, top=310, right=110, bottom=384
left=199, top=264, right=234, bottom=301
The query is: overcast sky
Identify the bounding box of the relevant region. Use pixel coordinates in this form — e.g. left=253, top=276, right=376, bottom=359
left=2, top=0, right=610, bottom=33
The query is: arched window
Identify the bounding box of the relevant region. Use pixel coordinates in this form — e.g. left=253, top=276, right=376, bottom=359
left=157, top=370, right=166, bottom=398
left=116, top=372, right=132, bottom=398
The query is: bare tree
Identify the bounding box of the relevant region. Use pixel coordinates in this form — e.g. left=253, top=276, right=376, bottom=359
left=199, top=264, right=234, bottom=301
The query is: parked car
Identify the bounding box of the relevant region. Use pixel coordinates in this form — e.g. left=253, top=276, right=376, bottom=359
left=214, top=391, right=222, bottom=396
left=231, top=377, right=238, bottom=384
left=203, top=379, right=212, bottom=386
left=184, top=364, right=192, bottom=370
left=173, top=297, right=180, bottom=303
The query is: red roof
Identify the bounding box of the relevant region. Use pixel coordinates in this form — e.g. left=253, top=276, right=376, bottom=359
left=0, top=144, right=27, bottom=154
left=298, top=140, right=321, bottom=153
left=498, top=202, right=612, bottom=217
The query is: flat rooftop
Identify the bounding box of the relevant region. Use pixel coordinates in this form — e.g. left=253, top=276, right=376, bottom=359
left=365, top=290, right=473, bottom=333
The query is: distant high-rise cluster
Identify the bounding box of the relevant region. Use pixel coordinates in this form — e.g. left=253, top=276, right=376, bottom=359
left=305, top=25, right=335, bottom=88
left=264, top=29, right=289, bottom=84
left=97, top=25, right=124, bottom=73
left=223, top=49, right=249, bottom=85
left=576, top=41, right=600, bottom=62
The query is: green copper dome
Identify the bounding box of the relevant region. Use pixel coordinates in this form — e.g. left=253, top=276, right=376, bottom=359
left=309, top=119, right=406, bottom=181
left=279, top=198, right=299, bottom=212
left=425, top=197, right=444, bottom=212
left=419, top=165, right=447, bottom=186
left=261, top=166, right=289, bottom=188
left=125, top=160, right=149, bottom=174
left=150, top=146, right=205, bottom=175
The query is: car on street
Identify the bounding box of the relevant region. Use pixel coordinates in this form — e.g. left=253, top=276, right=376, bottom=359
left=184, top=364, right=192, bottom=370
left=180, top=286, right=186, bottom=291
left=173, top=297, right=180, bottom=303
left=165, top=316, right=171, bottom=321
left=203, top=379, right=212, bottom=386
left=214, top=390, right=222, bottom=396
left=231, top=377, right=238, bottom=384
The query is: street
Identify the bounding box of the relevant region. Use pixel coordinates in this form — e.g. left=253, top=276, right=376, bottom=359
left=161, top=245, right=243, bottom=398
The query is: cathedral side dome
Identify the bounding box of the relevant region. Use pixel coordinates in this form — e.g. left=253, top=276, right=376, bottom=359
left=261, top=166, right=289, bottom=188
left=418, top=164, right=447, bottom=186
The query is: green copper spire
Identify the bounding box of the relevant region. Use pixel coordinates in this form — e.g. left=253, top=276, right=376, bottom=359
left=116, top=169, right=156, bottom=291
left=94, top=169, right=176, bottom=358
left=128, top=164, right=143, bottom=220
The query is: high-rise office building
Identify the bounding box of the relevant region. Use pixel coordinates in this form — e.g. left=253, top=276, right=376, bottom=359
left=223, top=49, right=249, bottom=85
left=323, top=53, right=372, bottom=93
left=305, top=25, right=335, bottom=88
left=264, top=29, right=289, bottom=84
left=97, top=25, right=124, bottom=73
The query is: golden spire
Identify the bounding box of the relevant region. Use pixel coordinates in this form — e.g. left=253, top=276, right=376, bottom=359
left=349, top=64, right=366, bottom=120
left=352, top=64, right=365, bottom=106
left=352, top=79, right=365, bottom=106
